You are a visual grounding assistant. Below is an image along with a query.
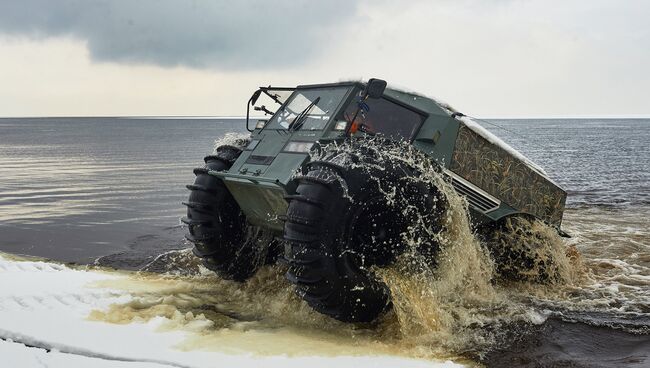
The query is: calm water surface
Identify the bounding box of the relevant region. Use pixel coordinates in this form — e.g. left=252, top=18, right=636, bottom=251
left=0, top=117, right=240, bottom=265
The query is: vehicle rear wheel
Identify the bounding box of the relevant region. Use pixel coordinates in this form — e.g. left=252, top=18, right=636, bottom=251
left=283, top=152, right=444, bottom=322
left=183, top=145, right=276, bottom=281
left=481, top=215, right=559, bottom=282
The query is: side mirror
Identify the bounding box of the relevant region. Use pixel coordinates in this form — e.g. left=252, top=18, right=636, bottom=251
left=364, top=78, right=387, bottom=99
left=246, top=88, right=263, bottom=132
left=250, top=89, right=262, bottom=105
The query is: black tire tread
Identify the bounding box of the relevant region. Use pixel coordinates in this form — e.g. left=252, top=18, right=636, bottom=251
left=284, top=164, right=391, bottom=323
left=185, top=145, right=272, bottom=281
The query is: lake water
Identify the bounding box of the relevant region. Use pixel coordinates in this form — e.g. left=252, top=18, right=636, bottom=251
left=1, top=117, right=648, bottom=367
left=0, top=117, right=236, bottom=266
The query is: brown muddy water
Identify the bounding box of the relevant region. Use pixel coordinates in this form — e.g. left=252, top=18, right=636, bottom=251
left=1, top=117, right=649, bottom=367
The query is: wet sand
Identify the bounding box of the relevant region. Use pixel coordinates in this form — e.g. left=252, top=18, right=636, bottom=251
left=482, top=318, right=649, bottom=368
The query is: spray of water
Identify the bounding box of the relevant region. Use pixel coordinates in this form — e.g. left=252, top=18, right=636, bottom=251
left=212, top=132, right=250, bottom=152
left=311, top=137, right=584, bottom=355
left=90, top=137, right=585, bottom=360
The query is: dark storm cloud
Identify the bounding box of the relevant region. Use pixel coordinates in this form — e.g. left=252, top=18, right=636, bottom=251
left=0, top=0, right=358, bottom=69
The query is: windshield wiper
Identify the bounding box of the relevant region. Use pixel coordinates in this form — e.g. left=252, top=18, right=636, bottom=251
left=288, top=97, right=320, bottom=132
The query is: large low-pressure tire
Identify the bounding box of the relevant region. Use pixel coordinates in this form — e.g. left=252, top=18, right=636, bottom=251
left=283, top=149, right=444, bottom=322
left=183, top=145, right=275, bottom=281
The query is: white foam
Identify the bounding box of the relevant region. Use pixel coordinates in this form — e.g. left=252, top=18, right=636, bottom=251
left=213, top=132, right=250, bottom=152
left=525, top=310, right=549, bottom=325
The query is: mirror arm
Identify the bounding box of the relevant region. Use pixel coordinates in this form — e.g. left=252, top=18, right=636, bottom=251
left=254, top=105, right=274, bottom=115
left=245, top=95, right=254, bottom=132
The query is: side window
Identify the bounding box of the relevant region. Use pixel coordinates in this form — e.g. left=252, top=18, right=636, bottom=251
left=344, top=97, right=425, bottom=141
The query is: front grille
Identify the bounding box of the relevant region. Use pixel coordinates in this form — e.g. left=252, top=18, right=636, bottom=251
left=448, top=172, right=500, bottom=213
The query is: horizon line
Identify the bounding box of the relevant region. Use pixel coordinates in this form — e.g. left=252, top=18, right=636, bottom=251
left=1, top=114, right=649, bottom=120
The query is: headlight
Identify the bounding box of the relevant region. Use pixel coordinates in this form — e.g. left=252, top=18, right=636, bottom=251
left=334, top=121, right=348, bottom=131
left=283, top=141, right=314, bottom=153
left=255, top=120, right=267, bottom=129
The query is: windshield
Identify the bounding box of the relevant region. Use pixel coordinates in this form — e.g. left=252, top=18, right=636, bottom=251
left=265, top=87, right=350, bottom=131
left=261, top=88, right=294, bottom=105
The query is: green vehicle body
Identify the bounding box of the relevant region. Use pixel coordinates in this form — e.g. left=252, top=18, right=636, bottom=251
left=213, top=80, right=566, bottom=234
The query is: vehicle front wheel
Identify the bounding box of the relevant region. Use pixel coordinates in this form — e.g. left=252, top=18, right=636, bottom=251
left=183, top=145, right=276, bottom=281
left=283, top=153, right=444, bottom=322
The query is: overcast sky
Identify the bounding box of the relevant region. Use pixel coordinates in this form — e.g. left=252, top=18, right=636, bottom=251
left=0, top=0, right=648, bottom=118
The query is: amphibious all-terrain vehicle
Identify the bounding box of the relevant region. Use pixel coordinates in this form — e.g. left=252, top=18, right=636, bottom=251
left=183, top=79, right=567, bottom=322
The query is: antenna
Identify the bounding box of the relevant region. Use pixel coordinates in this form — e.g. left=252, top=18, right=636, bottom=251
left=466, top=115, right=529, bottom=140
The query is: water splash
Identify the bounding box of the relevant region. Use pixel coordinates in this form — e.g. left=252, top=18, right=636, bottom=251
left=91, top=138, right=603, bottom=360
left=89, top=261, right=412, bottom=357
left=311, top=137, right=584, bottom=355
left=213, top=132, right=250, bottom=152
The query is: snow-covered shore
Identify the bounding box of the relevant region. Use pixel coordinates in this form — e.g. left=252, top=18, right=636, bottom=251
left=0, top=254, right=465, bottom=368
